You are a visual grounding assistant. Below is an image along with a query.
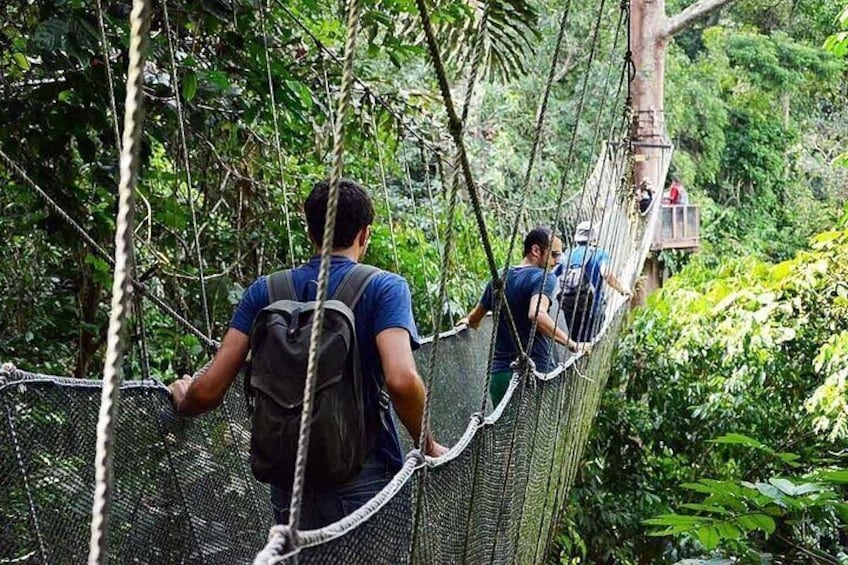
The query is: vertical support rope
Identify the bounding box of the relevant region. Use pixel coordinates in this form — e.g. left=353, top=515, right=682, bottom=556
left=417, top=0, right=496, bottom=445
left=258, top=0, right=297, bottom=265
left=285, top=0, right=363, bottom=537
left=95, top=0, right=151, bottom=381
left=161, top=0, right=212, bottom=338
left=87, top=0, right=150, bottom=562
left=413, top=0, right=524, bottom=354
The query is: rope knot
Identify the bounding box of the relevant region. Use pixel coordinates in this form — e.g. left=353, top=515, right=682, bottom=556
left=407, top=449, right=427, bottom=466
left=0, top=362, right=17, bottom=384
left=511, top=354, right=535, bottom=378
left=265, top=525, right=297, bottom=560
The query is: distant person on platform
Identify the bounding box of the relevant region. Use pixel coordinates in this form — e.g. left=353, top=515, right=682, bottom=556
left=556, top=221, right=633, bottom=342
left=638, top=179, right=654, bottom=215
left=663, top=178, right=688, bottom=205
left=457, top=227, right=587, bottom=407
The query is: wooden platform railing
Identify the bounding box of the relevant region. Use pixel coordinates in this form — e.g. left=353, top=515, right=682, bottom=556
left=651, top=204, right=700, bottom=251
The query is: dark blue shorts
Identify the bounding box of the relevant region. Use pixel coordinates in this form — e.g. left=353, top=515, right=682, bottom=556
left=270, top=454, right=396, bottom=530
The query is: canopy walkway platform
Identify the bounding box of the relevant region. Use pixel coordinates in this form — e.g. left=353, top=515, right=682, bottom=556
left=651, top=204, right=701, bottom=251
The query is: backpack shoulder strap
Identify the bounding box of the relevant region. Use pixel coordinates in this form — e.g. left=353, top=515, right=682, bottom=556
left=332, top=264, right=381, bottom=309
left=266, top=270, right=297, bottom=303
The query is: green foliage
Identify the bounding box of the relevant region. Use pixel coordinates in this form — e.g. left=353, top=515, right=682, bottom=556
left=559, top=225, right=848, bottom=563
left=0, top=0, right=538, bottom=380
left=665, top=20, right=846, bottom=261
left=824, top=4, right=848, bottom=168
left=644, top=439, right=848, bottom=561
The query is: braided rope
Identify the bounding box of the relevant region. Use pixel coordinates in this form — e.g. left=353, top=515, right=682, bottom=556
left=95, top=0, right=152, bottom=382
left=87, top=0, right=150, bottom=561
left=0, top=149, right=218, bottom=351
left=417, top=0, right=496, bottom=451
left=524, top=0, right=609, bottom=353
left=161, top=1, right=212, bottom=338
left=284, top=0, right=363, bottom=537
left=258, top=0, right=297, bottom=265
left=413, top=0, right=523, bottom=355
left=412, top=4, right=495, bottom=558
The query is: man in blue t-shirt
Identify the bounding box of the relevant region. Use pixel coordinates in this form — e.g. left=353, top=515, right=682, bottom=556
left=556, top=221, right=632, bottom=341
left=169, top=179, right=447, bottom=529
left=458, top=227, right=586, bottom=407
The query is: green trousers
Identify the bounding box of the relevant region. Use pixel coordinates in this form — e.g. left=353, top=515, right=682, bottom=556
left=489, top=370, right=513, bottom=408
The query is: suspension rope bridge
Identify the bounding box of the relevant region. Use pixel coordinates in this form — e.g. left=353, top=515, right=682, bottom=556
left=0, top=0, right=672, bottom=563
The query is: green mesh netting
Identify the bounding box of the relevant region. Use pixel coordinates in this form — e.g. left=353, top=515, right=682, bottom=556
left=0, top=311, right=622, bottom=565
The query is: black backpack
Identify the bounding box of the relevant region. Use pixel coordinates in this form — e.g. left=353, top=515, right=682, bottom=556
left=559, top=254, right=595, bottom=336
left=245, top=264, right=380, bottom=490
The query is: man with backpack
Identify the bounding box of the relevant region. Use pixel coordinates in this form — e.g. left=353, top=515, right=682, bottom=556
left=457, top=227, right=587, bottom=407
left=169, top=178, right=447, bottom=529
left=556, top=221, right=633, bottom=342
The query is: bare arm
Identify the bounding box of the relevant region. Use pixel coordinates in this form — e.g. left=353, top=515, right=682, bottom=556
left=528, top=294, right=580, bottom=351
left=376, top=327, right=446, bottom=456
left=604, top=271, right=632, bottom=296
left=169, top=328, right=249, bottom=416
left=458, top=304, right=487, bottom=329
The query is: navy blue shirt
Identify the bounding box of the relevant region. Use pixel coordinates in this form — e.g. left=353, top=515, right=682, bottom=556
left=480, top=266, right=558, bottom=373
left=230, top=255, right=420, bottom=472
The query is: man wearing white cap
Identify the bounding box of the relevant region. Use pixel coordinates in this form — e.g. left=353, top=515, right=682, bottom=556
left=556, top=221, right=632, bottom=341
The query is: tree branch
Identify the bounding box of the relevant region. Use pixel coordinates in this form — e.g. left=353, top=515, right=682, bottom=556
left=663, top=0, right=737, bottom=39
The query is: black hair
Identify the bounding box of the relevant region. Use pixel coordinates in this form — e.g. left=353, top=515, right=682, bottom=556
left=304, top=178, right=375, bottom=249
left=523, top=226, right=552, bottom=256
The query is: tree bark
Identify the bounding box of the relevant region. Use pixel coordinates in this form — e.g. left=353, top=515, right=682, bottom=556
left=630, top=0, right=739, bottom=187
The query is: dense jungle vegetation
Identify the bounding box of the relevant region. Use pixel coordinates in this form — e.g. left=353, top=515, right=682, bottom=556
left=1, top=0, right=846, bottom=562
left=558, top=1, right=848, bottom=563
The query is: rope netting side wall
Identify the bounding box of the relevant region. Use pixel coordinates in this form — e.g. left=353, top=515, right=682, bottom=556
left=0, top=323, right=488, bottom=565
left=0, top=141, right=670, bottom=565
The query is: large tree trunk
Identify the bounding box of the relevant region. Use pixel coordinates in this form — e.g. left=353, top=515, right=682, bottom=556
left=631, top=0, right=670, bottom=190
left=630, top=0, right=738, bottom=187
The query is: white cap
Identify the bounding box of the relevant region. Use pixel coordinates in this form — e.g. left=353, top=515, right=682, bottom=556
left=574, top=221, right=597, bottom=244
